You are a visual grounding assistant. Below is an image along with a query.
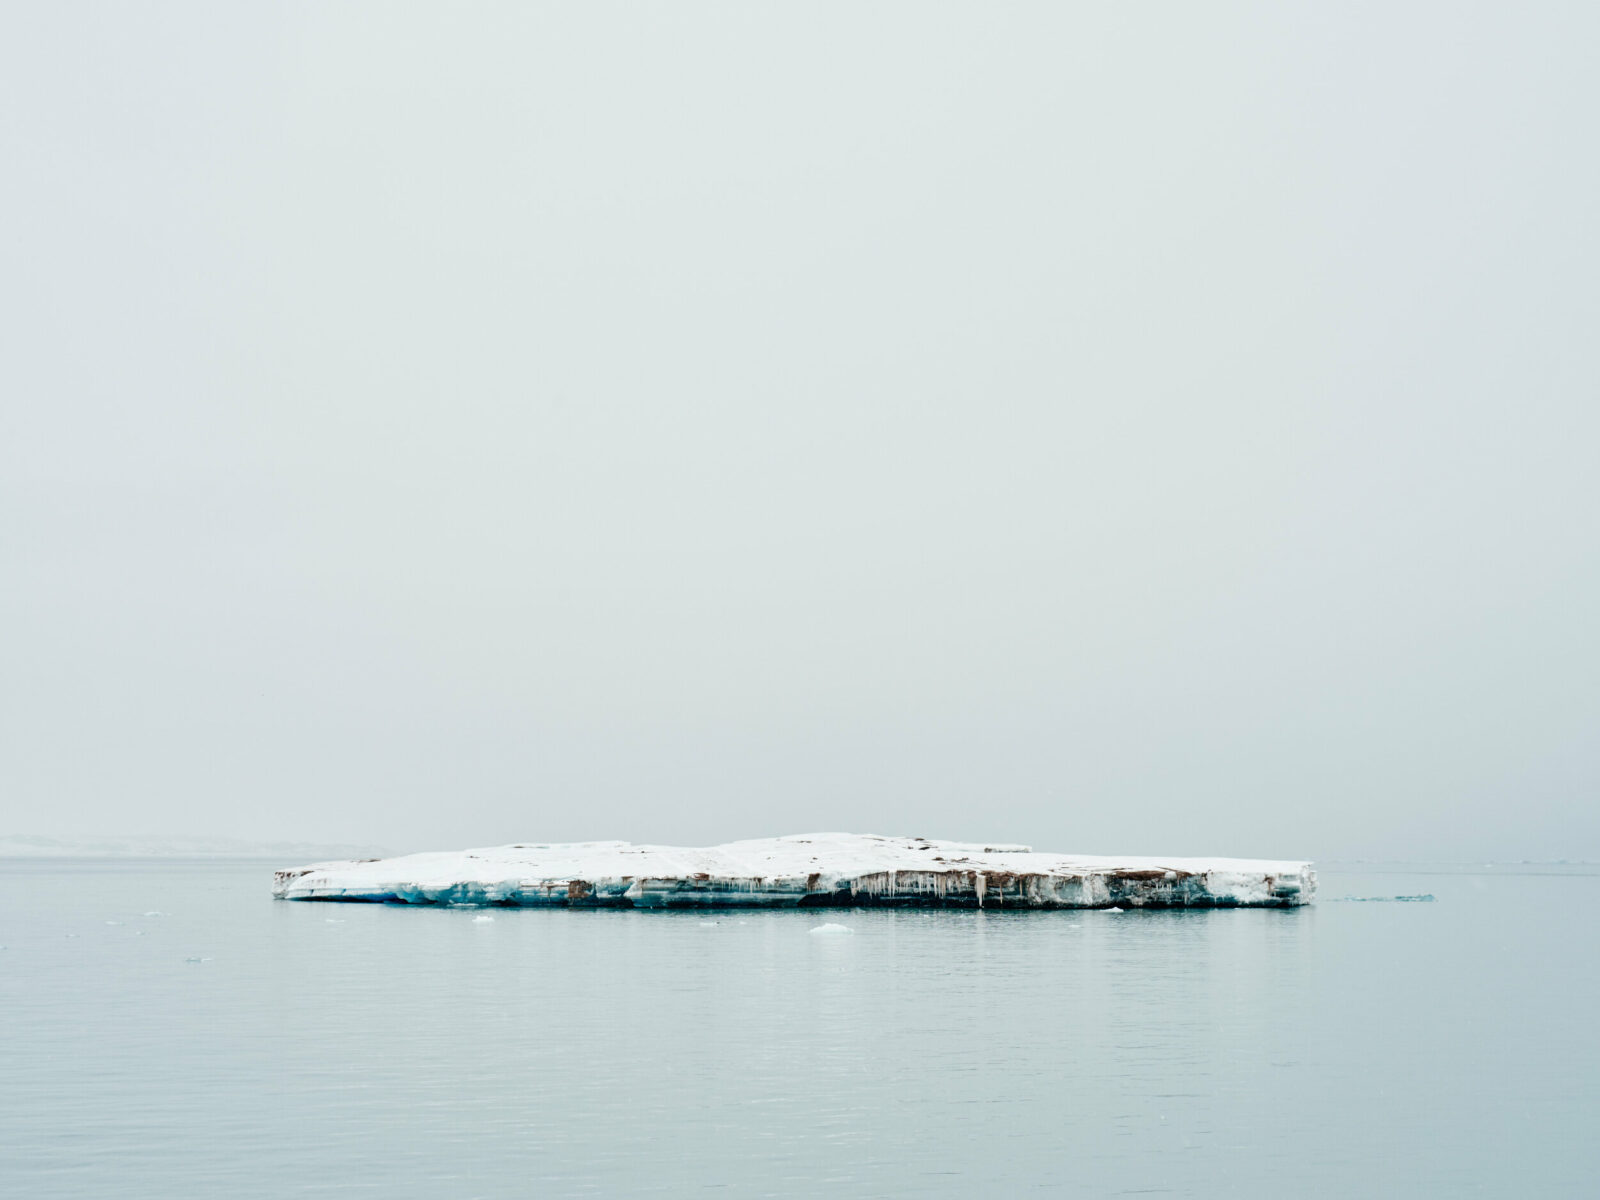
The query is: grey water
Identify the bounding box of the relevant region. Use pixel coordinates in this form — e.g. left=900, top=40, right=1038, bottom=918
left=2, top=860, right=1595, bottom=1198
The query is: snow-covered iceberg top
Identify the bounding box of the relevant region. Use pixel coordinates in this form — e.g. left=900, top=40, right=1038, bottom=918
left=273, top=833, right=1314, bottom=909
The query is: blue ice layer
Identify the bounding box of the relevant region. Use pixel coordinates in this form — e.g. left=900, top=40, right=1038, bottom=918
left=274, top=867, right=1312, bottom=909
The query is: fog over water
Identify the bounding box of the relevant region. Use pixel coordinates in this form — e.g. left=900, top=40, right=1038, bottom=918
left=4, top=3, right=1596, bottom=862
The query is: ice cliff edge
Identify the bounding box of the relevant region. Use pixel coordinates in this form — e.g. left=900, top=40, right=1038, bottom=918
left=272, top=833, right=1314, bottom=909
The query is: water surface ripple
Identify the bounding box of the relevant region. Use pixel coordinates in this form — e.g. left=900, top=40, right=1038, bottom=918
left=1, top=860, right=1594, bottom=1197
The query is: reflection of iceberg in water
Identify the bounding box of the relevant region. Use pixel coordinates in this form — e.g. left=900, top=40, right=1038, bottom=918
left=273, top=833, right=1315, bottom=910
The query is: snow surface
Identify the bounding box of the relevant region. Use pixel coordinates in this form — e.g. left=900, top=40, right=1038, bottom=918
left=273, top=833, right=1314, bottom=909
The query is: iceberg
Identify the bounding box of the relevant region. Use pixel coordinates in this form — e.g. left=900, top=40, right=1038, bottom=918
left=272, top=833, right=1314, bottom=909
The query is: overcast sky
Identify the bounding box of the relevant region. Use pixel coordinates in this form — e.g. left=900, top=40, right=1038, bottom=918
left=4, top=2, right=1596, bottom=862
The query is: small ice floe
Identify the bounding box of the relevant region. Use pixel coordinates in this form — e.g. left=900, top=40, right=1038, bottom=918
left=324, top=918, right=345, bottom=924
left=105, top=920, right=123, bottom=926
left=1330, top=894, right=1437, bottom=903
left=183, top=956, right=213, bottom=964
left=1104, top=906, right=1124, bottom=913
left=698, top=921, right=720, bottom=927
left=472, top=914, right=495, bottom=923
left=142, top=911, right=169, bottom=918
left=809, top=923, right=854, bottom=935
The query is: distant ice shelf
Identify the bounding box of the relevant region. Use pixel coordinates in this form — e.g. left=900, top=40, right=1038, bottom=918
left=1, top=833, right=389, bottom=860
left=272, top=833, right=1315, bottom=909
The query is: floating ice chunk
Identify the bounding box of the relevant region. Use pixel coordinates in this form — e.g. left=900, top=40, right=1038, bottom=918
left=1104, top=906, right=1124, bottom=913
left=142, top=911, right=169, bottom=918
left=183, top=956, right=212, bottom=963
left=324, top=918, right=345, bottom=924
left=698, top=921, right=719, bottom=927
left=105, top=920, right=123, bottom=926
left=809, top=923, right=853, bottom=935
left=472, top=914, right=494, bottom=923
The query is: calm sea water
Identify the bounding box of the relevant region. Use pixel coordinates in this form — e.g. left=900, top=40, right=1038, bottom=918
left=1, top=859, right=1595, bottom=1197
